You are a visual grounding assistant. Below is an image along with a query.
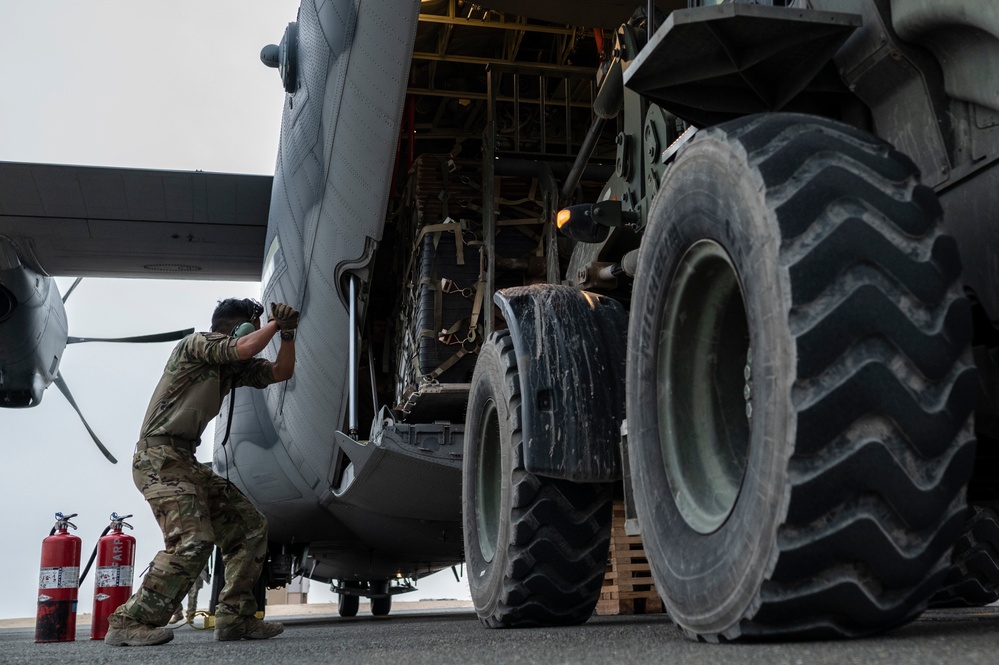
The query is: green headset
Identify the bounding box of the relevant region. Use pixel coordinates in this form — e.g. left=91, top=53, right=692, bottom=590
left=231, top=299, right=264, bottom=338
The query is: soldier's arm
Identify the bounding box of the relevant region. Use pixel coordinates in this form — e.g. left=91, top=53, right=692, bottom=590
left=235, top=320, right=279, bottom=360
left=231, top=321, right=294, bottom=383
left=270, top=333, right=295, bottom=382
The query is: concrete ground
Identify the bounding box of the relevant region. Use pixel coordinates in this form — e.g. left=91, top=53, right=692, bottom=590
left=3, top=603, right=999, bottom=665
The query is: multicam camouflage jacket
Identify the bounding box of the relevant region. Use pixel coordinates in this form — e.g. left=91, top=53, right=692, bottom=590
left=137, top=332, right=275, bottom=445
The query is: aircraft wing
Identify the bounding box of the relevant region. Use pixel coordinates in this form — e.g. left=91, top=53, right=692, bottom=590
left=0, top=161, right=271, bottom=281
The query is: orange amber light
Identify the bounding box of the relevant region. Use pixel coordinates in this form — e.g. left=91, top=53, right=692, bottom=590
left=556, top=209, right=571, bottom=228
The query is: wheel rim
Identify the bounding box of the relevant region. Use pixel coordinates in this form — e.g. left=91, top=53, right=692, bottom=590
left=476, top=398, right=502, bottom=563
left=658, top=239, right=751, bottom=535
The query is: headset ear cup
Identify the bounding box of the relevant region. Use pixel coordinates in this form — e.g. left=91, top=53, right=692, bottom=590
left=232, top=322, right=256, bottom=338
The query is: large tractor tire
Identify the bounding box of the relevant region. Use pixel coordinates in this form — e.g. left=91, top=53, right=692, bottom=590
left=929, top=505, right=999, bottom=608
left=626, top=112, right=977, bottom=641
left=463, top=330, right=613, bottom=627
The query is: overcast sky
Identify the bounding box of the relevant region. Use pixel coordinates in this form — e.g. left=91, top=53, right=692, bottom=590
left=0, top=0, right=468, bottom=621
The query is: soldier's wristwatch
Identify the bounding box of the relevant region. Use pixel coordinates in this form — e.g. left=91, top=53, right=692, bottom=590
left=280, top=330, right=295, bottom=341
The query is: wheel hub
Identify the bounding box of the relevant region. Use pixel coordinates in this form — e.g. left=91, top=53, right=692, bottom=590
left=476, top=399, right=502, bottom=562
left=657, top=240, right=751, bottom=535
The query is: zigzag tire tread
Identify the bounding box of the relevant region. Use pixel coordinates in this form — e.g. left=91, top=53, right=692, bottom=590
left=726, top=114, right=972, bottom=639
left=929, top=505, right=999, bottom=608
left=480, top=331, right=613, bottom=628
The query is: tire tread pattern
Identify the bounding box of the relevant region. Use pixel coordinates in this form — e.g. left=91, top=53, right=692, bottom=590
left=713, top=114, right=974, bottom=640
left=479, top=331, right=613, bottom=628
left=929, top=505, right=999, bottom=608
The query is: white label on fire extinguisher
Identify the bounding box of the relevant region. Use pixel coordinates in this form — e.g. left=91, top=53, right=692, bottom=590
left=38, top=566, right=79, bottom=589
left=96, top=565, right=134, bottom=588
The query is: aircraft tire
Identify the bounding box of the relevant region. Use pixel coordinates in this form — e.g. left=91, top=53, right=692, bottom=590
left=371, top=581, right=392, bottom=616
left=626, top=112, right=977, bottom=641
left=463, top=330, right=613, bottom=628
left=338, top=587, right=359, bottom=618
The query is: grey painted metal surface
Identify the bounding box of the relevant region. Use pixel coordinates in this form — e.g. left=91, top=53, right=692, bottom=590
left=0, top=162, right=271, bottom=280
left=214, top=0, right=465, bottom=584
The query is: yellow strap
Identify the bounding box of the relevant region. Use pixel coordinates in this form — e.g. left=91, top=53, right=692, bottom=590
left=438, top=318, right=469, bottom=346
left=425, top=343, right=480, bottom=381
left=412, top=221, right=465, bottom=268
left=182, top=609, right=213, bottom=630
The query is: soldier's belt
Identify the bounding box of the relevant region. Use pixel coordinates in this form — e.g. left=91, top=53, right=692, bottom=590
left=136, top=436, right=197, bottom=455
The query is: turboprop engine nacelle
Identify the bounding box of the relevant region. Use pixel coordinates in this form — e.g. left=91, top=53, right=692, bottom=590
left=0, top=244, right=68, bottom=408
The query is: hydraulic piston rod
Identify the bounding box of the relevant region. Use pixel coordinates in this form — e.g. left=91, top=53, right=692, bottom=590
left=348, top=275, right=358, bottom=438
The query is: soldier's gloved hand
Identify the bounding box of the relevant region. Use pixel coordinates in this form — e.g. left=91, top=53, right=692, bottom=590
left=270, top=302, right=300, bottom=331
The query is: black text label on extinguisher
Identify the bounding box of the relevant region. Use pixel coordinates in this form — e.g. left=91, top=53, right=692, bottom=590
left=95, top=565, right=134, bottom=587
left=38, top=567, right=79, bottom=589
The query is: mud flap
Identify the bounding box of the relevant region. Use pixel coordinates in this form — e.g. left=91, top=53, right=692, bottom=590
left=494, top=285, right=627, bottom=482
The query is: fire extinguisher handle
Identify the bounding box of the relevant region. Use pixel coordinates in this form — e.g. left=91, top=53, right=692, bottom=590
left=50, top=512, right=78, bottom=535
left=109, top=513, right=134, bottom=530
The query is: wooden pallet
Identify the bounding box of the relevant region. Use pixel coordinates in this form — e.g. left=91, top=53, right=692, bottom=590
left=596, top=502, right=664, bottom=615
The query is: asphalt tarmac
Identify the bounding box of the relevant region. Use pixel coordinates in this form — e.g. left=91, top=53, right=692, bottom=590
left=3, top=605, right=999, bottom=665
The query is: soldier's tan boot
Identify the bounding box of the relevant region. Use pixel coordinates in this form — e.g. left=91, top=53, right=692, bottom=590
left=104, top=613, right=174, bottom=647
left=214, top=614, right=284, bottom=641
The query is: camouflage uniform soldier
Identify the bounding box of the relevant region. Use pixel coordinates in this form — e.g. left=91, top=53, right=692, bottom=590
left=170, top=560, right=209, bottom=624
left=105, top=298, right=299, bottom=647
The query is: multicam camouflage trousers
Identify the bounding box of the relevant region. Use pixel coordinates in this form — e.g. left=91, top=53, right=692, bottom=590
left=112, top=439, right=268, bottom=627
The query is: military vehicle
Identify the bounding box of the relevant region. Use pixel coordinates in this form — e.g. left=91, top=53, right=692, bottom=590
left=366, top=0, right=999, bottom=640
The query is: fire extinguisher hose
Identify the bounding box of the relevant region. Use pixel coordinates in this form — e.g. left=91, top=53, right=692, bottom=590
left=78, top=525, right=112, bottom=585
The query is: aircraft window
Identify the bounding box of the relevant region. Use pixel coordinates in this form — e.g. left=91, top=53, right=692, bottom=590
left=262, top=236, right=283, bottom=288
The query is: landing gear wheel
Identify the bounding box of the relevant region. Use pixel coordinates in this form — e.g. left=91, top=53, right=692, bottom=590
left=337, top=583, right=359, bottom=618
left=627, top=113, right=976, bottom=640
left=930, top=505, right=999, bottom=608
left=463, top=330, right=613, bottom=627
left=371, top=581, right=392, bottom=616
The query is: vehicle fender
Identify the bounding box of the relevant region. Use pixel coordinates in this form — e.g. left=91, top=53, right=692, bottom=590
left=494, top=284, right=626, bottom=482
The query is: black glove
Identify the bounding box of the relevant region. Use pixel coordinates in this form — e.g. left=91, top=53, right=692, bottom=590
left=270, top=302, right=300, bottom=331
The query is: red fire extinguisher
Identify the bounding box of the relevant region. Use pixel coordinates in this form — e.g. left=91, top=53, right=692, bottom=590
left=90, top=513, right=135, bottom=640
left=35, top=512, right=82, bottom=643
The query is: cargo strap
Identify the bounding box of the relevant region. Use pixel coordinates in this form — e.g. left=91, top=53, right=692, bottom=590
left=417, top=219, right=465, bottom=267
left=440, top=278, right=476, bottom=299
left=404, top=217, right=469, bottom=356
left=434, top=277, right=486, bottom=346
left=421, top=277, right=486, bottom=382
left=403, top=220, right=466, bottom=291
left=424, top=344, right=480, bottom=382
left=416, top=233, right=479, bottom=341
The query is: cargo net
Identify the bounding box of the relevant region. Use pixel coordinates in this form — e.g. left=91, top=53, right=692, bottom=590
left=392, top=154, right=550, bottom=420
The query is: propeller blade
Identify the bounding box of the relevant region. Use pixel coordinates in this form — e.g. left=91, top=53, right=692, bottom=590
left=61, top=277, right=83, bottom=303
left=67, top=328, right=194, bottom=345
left=53, top=374, right=118, bottom=464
